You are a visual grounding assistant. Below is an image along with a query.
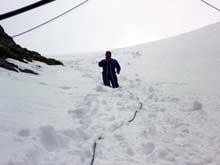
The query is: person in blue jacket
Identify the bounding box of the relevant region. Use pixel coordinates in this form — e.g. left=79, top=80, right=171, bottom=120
left=98, top=51, right=121, bottom=88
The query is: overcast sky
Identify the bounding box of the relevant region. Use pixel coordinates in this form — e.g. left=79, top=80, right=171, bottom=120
left=1, top=0, right=220, bottom=55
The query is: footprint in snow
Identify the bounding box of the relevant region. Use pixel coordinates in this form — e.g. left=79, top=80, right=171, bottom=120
left=142, top=142, right=155, bottom=155
left=95, top=85, right=106, bottom=92
left=59, top=86, right=72, bottom=90
left=38, top=82, right=48, bottom=86
left=18, top=129, right=30, bottom=137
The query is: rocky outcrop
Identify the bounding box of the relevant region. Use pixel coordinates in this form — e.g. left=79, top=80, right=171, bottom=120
left=0, top=25, right=63, bottom=74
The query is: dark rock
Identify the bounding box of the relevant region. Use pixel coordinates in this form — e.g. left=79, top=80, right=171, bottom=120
left=36, top=65, right=42, bottom=68
left=19, top=68, right=38, bottom=75
left=0, top=26, right=4, bottom=32
left=0, top=59, right=19, bottom=72
left=0, top=25, right=63, bottom=74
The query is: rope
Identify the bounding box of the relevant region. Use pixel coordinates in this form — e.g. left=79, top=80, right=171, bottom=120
left=0, top=0, right=55, bottom=21
left=128, top=110, right=138, bottom=123
left=12, top=0, right=89, bottom=38
left=200, top=0, right=220, bottom=12
left=128, top=97, right=143, bottom=123
left=90, top=142, right=97, bottom=165
left=90, top=137, right=102, bottom=165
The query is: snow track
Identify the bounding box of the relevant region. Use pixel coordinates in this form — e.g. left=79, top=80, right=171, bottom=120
left=1, top=21, right=220, bottom=164
left=1, top=53, right=220, bottom=165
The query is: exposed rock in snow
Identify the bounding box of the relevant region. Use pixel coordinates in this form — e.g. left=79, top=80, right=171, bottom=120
left=0, top=25, right=63, bottom=74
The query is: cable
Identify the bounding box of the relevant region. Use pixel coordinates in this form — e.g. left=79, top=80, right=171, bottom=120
left=0, top=0, right=56, bottom=21
left=12, top=0, right=89, bottom=38
left=200, top=0, right=220, bottom=12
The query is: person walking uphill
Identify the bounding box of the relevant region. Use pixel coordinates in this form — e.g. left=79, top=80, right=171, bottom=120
left=98, top=51, right=121, bottom=88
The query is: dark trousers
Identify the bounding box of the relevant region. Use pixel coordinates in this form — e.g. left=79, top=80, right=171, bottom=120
left=102, top=72, right=119, bottom=88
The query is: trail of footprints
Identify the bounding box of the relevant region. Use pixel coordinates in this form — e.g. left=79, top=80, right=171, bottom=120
left=7, top=57, right=219, bottom=165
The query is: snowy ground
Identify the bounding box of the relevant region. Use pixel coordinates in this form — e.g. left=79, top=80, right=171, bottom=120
left=1, top=22, right=220, bottom=165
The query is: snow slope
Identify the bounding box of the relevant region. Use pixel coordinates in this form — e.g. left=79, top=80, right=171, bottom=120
left=1, top=22, right=220, bottom=165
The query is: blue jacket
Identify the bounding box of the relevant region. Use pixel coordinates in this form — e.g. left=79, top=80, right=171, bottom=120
left=98, top=58, right=121, bottom=75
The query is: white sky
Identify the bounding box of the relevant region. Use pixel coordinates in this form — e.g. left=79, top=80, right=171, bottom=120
left=1, top=0, right=220, bottom=55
